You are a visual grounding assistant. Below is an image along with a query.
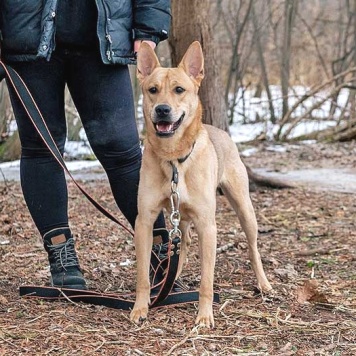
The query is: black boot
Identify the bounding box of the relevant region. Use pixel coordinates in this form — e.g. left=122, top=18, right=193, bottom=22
left=43, top=228, right=87, bottom=290
left=151, top=228, right=187, bottom=295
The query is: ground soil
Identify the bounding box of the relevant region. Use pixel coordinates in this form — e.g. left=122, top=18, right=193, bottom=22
left=0, top=141, right=355, bottom=355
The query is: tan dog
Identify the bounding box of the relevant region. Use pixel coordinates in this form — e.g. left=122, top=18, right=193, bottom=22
left=130, top=41, right=272, bottom=327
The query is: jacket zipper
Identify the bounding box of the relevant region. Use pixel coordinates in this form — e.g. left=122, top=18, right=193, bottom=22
left=106, top=34, right=112, bottom=61
left=101, top=0, right=113, bottom=62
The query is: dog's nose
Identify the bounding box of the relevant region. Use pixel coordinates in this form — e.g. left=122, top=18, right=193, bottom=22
left=155, top=105, right=171, bottom=118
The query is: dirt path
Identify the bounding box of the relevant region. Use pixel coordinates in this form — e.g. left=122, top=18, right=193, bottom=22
left=244, top=140, right=356, bottom=193
left=255, top=167, right=356, bottom=193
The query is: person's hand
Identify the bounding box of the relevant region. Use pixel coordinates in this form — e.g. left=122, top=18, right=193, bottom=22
left=134, top=40, right=156, bottom=53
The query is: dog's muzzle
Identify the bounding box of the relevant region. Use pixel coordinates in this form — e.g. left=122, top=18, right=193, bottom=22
left=153, top=105, right=185, bottom=137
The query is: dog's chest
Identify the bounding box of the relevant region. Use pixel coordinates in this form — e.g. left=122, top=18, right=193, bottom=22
left=161, top=169, right=215, bottom=221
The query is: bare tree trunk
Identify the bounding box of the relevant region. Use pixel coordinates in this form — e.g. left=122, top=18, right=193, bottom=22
left=169, top=0, right=229, bottom=132
left=350, top=0, right=356, bottom=125
left=252, top=2, right=276, bottom=124
left=280, top=0, right=298, bottom=119
left=0, top=82, right=8, bottom=144
left=223, top=0, right=253, bottom=125
left=329, top=1, right=352, bottom=120
left=0, top=130, right=21, bottom=161
left=0, top=82, right=19, bottom=161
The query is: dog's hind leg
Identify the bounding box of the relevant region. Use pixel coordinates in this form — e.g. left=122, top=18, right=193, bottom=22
left=220, top=159, right=272, bottom=293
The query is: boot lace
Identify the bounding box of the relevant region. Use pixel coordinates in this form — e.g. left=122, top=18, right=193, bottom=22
left=48, top=238, right=80, bottom=271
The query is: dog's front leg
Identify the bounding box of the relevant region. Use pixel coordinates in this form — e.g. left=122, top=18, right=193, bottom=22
left=194, top=218, right=217, bottom=328
left=130, top=216, right=153, bottom=324
left=176, top=220, right=191, bottom=279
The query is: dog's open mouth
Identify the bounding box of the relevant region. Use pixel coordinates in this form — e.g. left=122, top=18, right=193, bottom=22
left=154, top=113, right=185, bottom=137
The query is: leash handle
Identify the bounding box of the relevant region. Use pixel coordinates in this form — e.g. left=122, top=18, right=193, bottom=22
left=0, top=61, right=134, bottom=237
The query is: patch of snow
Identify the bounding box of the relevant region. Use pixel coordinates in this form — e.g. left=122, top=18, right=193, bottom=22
left=265, top=145, right=287, bottom=153
left=0, top=160, right=20, bottom=168
left=1, top=85, right=350, bottom=174
left=240, top=147, right=259, bottom=157
left=64, top=140, right=92, bottom=158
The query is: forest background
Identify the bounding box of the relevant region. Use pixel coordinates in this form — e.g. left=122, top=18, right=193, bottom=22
left=1, top=0, right=356, bottom=162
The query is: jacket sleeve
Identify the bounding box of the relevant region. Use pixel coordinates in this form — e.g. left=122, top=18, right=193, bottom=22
left=133, top=0, right=171, bottom=43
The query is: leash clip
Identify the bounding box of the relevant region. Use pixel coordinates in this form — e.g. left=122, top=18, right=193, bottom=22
left=169, top=197, right=181, bottom=240
left=169, top=162, right=182, bottom=241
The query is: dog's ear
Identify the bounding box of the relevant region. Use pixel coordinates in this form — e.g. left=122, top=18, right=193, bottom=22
left=137, top=42, right=161, bottom=83
left=179, top=41, right=205, bottom=86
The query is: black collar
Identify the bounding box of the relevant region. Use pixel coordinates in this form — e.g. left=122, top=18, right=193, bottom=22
left=169, top=142, right=196, bottom=184
left=177, top=141, right=196, bottom=164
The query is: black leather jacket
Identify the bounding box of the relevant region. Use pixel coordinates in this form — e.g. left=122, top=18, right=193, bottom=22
left=0, top=0, right=171, bottom=65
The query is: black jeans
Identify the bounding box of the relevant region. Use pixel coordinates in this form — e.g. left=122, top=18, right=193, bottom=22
left=7, top=47, right=164, bottom=236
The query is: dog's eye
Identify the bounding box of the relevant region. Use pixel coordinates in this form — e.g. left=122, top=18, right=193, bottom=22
left=174, top=86, right=185, bottom=94
left=148, top=87, right=158, bottom=94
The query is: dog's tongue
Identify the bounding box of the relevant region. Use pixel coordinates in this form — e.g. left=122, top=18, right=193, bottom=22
left=156, top=122, right=173, bottom=132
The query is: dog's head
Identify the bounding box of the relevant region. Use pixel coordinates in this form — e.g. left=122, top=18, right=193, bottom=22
left=137, top=41, right=204, bottom=138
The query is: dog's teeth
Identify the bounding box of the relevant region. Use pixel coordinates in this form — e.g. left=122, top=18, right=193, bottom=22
left=157, top=123, right=173, bottom=132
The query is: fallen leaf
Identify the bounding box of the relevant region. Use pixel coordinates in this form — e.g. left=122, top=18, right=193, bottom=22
left=296, top=279, right=329, bottom=304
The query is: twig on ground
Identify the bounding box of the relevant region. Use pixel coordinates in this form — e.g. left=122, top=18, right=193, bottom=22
left=295, top=248, right=331, bottom=256
left=217, top=243, right=235, bottom=254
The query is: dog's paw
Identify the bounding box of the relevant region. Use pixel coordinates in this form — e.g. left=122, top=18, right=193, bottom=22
left=130, top=306, right=149, bottom=325
left=195, top=311, right=215, bottom=328
left=260, top=281, right=273, bottom=293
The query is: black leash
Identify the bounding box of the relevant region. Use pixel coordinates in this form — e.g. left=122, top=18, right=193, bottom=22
left=18, top=286, right=219, bottom=310
left=19, top=236, right=219, bottom=309
left=0, top=61, right=219, bottom=310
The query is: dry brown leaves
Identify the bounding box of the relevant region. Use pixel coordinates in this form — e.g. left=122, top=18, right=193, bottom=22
left=0, top=141, right=356, bottom=354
